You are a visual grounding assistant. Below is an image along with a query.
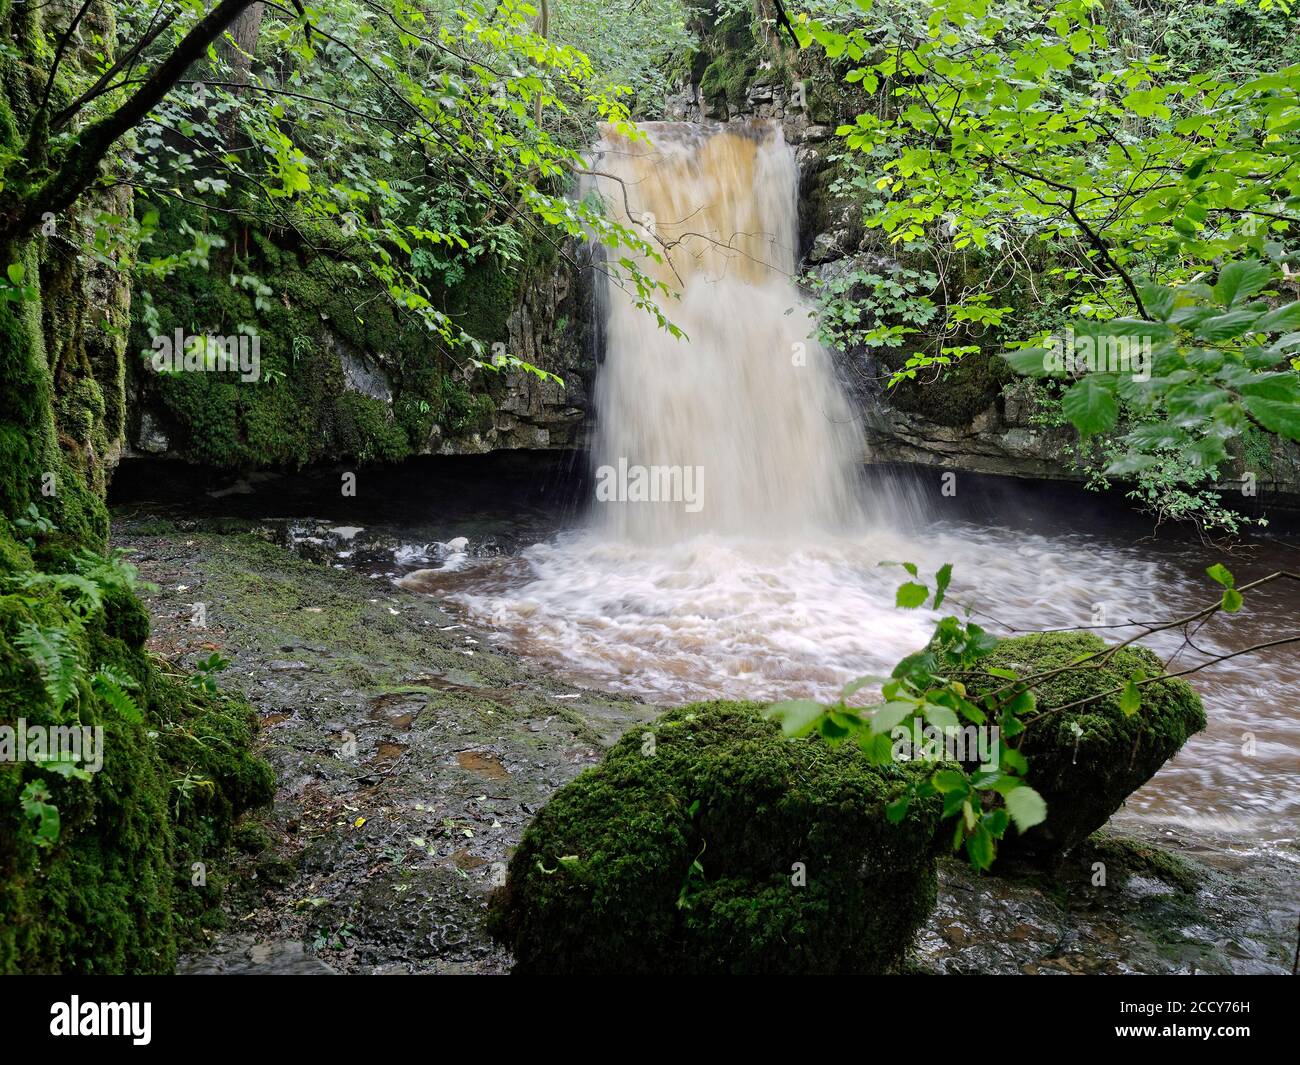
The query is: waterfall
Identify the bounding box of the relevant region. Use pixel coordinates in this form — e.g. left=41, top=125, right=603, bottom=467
left=584, top=121, right=864, bottom=542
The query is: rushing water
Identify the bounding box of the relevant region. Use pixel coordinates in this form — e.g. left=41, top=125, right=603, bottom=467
left=585, top=121, right=864, bottom=541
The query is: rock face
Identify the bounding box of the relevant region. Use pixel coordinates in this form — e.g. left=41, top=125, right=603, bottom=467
left=125, top=233, right=599, bottom=465
left=432, top=245, right=598, bottom=455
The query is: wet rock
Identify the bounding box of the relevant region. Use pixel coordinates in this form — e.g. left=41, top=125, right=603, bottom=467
left=179, top=937, right=336, bottom=975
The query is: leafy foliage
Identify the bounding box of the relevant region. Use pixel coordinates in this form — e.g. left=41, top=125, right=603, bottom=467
left=13, top=622, right=83, bottom=711
left=793, top=0, right=1300, bottom=521
left=769, top=562, right=1046, bottom=870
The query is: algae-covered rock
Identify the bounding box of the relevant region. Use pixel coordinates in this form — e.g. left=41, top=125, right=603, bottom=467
left=487, top=700, right=944, bottom=974
left=969, top=632, right=1206, bottom=858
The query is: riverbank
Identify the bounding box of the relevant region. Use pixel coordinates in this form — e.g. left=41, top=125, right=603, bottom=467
left=110, top=516, right=1296, bottom=974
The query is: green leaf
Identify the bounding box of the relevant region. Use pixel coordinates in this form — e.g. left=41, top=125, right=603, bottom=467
left=1213, top=260, right=1273, bottom=308
left=895, top=582, right=929, bottom=609
left=14, top=622, right=82, bottom=710
left=92, top=669, right=144, bottom=723
left=869, top=700, right=917, bottom=735
left=923, top=703, right=959, bottom=730
left=840, top=674, right=886, bottom=702
left=932, top=769, right=968, bottom=794
left=1242, top=396, right=1300, bottom=441
left=1002, top=347, right=1052, bottom=376
left=965, top=824, right=995, bottom=869
left=1221, top=587, right=1243, bottom=613
left=6, top=263, right=23, bottom=285
left=1120, top=676, right=1142, bottom=716
left=1239, top=372, right=1300, bottom=403
left=1000, top=745, right=1029, bottom=773
left=1256, top=301, right=1300, bottom=333
left=1122, top=88, right=1170, bottom=120
left=885, top=796, right=910, bottom=824
left=1061, top=376, right=1118, bottom=436
left=765, top=699, right=826, bottom=737
left=983, top=808, right=1010, bottom=839
left=1206, top=563, right=1235, bottom=588
left=1196, top=309, right=1262, bottom=342
left=1138, top=284, right=1177, bottom=321
left=1105, top=452, right=1161, bottom=476
left=1003, top=785, right=1048, bottom=833
left=933, top=563, right=953, bottom=609
left=1005, top=689, right=1037, bottom=716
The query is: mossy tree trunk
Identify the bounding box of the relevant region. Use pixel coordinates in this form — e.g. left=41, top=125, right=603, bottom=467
left=0, top=0, right=127, bottom=547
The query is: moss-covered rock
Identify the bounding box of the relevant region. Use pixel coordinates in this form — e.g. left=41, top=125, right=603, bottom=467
left=0, top=1, right=274, bottom=975
left=877, top=348, right=1014, bottom=427
left=487, top=700, right=944, bottom=974
left=0, top=523, right=274, bottom=973
left=968, top=632, right=1206, bottom=858
left=690, top=8, right=759, bottom=115
left=128, top=195, right=539, bottom=469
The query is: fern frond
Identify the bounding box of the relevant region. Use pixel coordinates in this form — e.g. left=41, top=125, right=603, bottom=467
left=8, top=571, right=103, bottom=617
left=91, top=669, right=145, bottom=724
left=15, top=622, right=84, bottom=710
left=73, top=548, right=141, bottom=593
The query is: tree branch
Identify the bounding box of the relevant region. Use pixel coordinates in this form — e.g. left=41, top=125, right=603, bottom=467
left=0, top=0, right=258, bottom=245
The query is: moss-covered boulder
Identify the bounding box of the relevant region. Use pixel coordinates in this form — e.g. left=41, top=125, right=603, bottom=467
left=968, top=632, right=1206, bottom=858
left=487, top=700, right=944, bottom=974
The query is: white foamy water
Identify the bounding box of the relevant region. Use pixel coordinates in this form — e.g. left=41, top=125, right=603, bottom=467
left=440, top=525, right=1158, bottom=703
left=586, top=121, right=865, bottom=541
left=416, top=524, right=1298, bottom=842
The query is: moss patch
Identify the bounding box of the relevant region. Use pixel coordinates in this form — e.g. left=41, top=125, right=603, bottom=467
left=879, top=348, right=1014, bottom=427
left=0, top=522, right=273, bottom=973
left=130, top=197, right=530, bottom=470
left=691, top=9, right=760, bottom=112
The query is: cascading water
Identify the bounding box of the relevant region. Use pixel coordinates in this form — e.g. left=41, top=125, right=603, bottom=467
left=586, top=121, right=864, bottom=541
left=397, top=121, right=1299, bottom=843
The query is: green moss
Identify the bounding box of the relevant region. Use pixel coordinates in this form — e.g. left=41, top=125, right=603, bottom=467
left=333, top=393, right=410, bottom=464
left=441, top=255, right=517, bottom=346
left=0, top=540, right=274, bottom=973
left=695, top=10, right=759, bottom=110
left=880, top=348, right=1014, bottom=427
left=1088, top=831, right=1202, bottom=894
left=488, top=700, right=944, bottom=974
left=131, top=195, right=531, bottom=470
left=0, top=240, right=59, bottom=527
left=0, top=0, right=273, bottom=975
left=232, top=821, right=273, bottom=856
left=0, top=547, right=273, bottom=976
left=966, top=632, right=1206, bottom=858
